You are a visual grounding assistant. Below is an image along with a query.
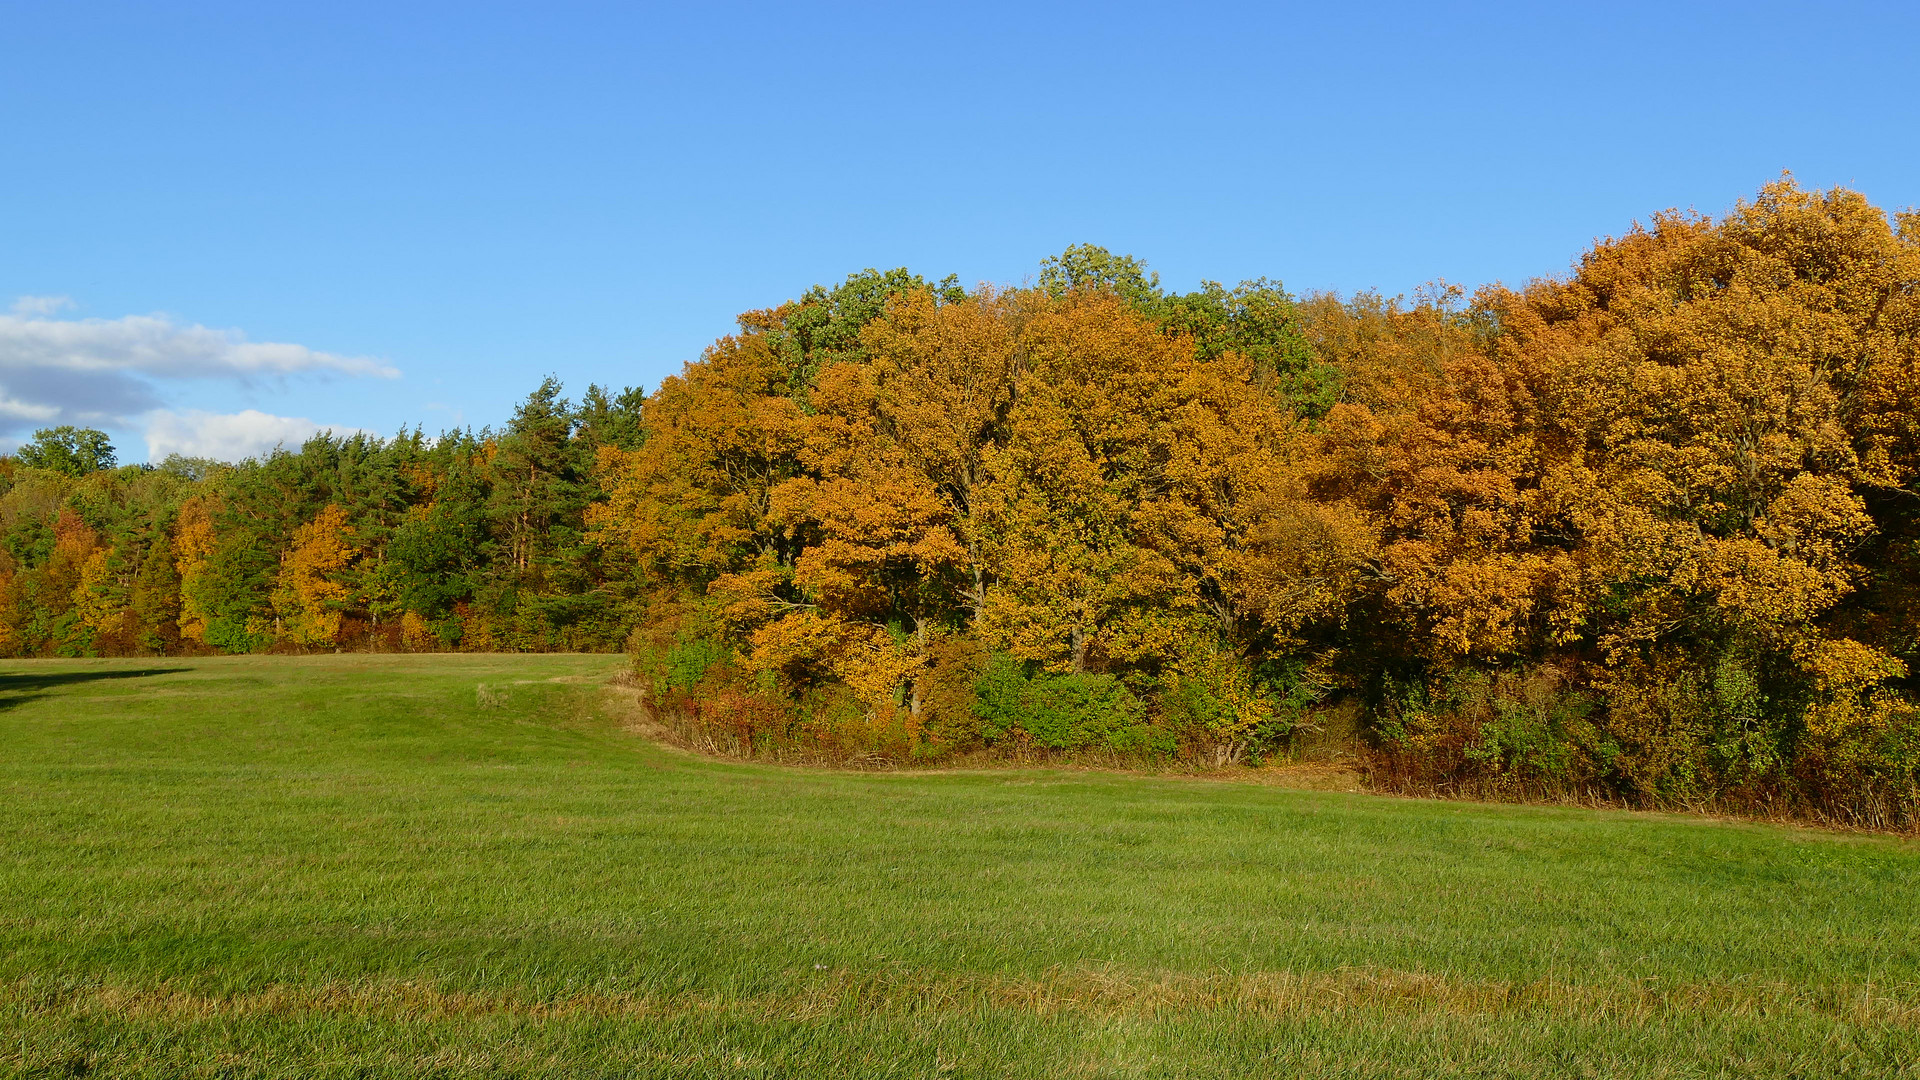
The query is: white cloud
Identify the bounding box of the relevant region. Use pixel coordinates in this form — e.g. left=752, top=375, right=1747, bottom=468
left=0, top=396, right=60, bottom=421
left=0, top=297, right=400, bottom=446
left=10, top=296, right=74, bottom=317
left=144, top=409, right=378, bottom=463
left=0, top=307, right=397, bottom=379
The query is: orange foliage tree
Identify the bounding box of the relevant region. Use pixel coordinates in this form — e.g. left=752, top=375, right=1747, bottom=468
left=269, top=504, right=360, bottom=647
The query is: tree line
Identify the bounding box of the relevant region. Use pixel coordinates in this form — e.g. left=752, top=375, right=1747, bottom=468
left=12, top=179, right=1920, bottom=826
left=2, top=381, right=644, bottom=657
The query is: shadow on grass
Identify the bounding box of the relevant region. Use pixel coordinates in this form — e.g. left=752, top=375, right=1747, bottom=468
left=0, top=667, right=188, bottom=711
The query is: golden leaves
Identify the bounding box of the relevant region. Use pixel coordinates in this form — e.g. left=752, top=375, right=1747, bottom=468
left=173, top=497, right=218, bottom=644
left=1473, top=178, right=1920, bottom=678
left=272, top=504, right=357, bottom=647
left=592, top=178, right=1920, bottom=787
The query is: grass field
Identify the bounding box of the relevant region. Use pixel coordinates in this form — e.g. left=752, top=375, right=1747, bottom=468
left=2, top=655, right=1918, bottom=1078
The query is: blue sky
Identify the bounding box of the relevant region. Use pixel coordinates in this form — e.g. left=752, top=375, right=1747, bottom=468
left=3, top=1, right=1917, bottom=462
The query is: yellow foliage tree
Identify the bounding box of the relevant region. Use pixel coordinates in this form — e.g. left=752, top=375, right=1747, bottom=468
left=174, top=497, right=218, bottom=645
left=271, top=504, right=358, bottom=647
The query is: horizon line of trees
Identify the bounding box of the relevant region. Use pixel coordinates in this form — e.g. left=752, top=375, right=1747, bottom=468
left=9, top=177, right=1920, bottom=827
left=0, top=381, right=645, bottom=657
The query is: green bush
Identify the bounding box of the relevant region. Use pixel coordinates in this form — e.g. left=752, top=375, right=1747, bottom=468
left=1372, top=665, right=1601, bottom=795
left=626, top=605, right=730, bottom=703
left=973, top=653, right=1170, bottom=754
left=1460, top=669, right=1597, bottom=788
left=662, top=636, right=727, bottom=694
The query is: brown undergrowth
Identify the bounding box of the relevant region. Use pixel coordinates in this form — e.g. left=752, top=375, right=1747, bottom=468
left=602, top=675, right=1367, bottom=790
left=594, top=677, right=1920, bottom=838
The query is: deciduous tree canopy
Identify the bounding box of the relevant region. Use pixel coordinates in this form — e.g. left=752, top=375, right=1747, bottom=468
left=7, top=179, right=1917, bottom=826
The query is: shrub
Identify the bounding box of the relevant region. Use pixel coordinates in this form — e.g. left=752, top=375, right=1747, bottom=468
left=1157, top=652, right=1323, bottom=764
left=973, top=653, right=1170, bottom=755
left=1371, top=664, right=1601, bottom=797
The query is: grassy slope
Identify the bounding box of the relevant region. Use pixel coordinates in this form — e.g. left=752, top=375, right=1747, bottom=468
left=1, top=656, right=1917, bottom=1078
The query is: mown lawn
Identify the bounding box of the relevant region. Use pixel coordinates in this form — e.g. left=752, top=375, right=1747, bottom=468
left=1, top=655, right=1917, bottom=1078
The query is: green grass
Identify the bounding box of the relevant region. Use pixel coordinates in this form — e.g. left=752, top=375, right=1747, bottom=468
left=2, top=655, right=1918, bottom=1078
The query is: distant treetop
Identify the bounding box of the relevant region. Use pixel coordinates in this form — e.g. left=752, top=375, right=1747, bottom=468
left=16, top=426, right=117, bottom=476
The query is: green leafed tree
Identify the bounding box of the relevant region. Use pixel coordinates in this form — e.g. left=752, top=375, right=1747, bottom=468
left=16, top=427, right=117, bottom=476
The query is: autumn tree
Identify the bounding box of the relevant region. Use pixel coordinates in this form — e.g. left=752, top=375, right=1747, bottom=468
left=0, top=184, right=1909, bottom=823
left=131, top=515, right=182, bottom=653
left=1478, top=178, right=1920, bottom=800
left=270, top=504, right=359, bottom=647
